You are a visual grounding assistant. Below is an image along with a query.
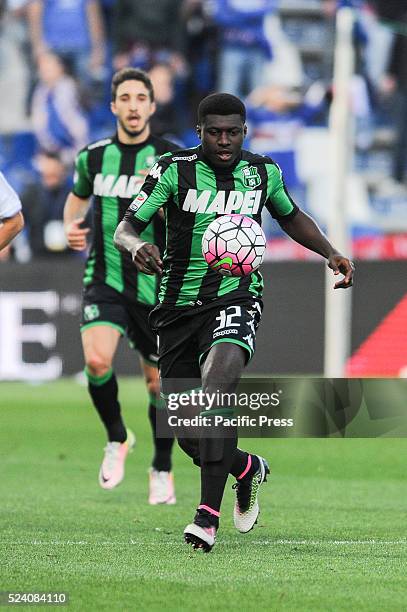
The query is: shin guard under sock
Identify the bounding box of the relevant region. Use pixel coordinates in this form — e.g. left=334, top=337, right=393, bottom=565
left=148, top=393, right=174, bottom=472
left=86, top=368, right=126, bottom=443
left=199, top=436, right=237, bottom=514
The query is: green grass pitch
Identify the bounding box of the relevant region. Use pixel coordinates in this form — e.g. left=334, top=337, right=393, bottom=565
left=1, top=379, right=406, bottom=611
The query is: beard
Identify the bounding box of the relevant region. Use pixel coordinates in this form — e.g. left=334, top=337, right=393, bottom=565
left=118, top=116, right=149, bottom=138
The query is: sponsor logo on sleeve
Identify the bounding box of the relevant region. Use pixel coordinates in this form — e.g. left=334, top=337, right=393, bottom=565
left=136, top=190, right=148, bottom=203
left=128, top=190, right=148, bottom=212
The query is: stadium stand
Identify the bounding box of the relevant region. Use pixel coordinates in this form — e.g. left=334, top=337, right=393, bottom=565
left=0, top=0, right=405, bottom=262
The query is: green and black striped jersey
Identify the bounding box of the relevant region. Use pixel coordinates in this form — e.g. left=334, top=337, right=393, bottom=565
left=124, top=146, right=299, bottom=308
left=72, top=134, right=176, bottom=305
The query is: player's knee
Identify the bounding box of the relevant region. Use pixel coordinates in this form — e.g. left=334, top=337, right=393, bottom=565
left=203, top=343, right=246, bottom=392
left=85, top=354, right=112, bottom=378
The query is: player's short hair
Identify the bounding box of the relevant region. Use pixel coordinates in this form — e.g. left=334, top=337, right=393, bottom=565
left=111, top=68, right=154, bottom=102
left=37, top=150, right=62, bottom=162
left=198, top=93, right=246, bottom=124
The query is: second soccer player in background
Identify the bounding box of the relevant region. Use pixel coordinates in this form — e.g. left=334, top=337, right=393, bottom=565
left=64, top=68, right=177, bottom=504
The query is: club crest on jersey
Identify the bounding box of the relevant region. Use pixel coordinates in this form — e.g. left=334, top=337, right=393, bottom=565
left=242, top=166, right=261, bottom=188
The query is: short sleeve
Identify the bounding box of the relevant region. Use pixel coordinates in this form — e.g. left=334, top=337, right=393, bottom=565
left=72, top=149, right=92, bottom=198
left=124, top=155, right=176, bottom=232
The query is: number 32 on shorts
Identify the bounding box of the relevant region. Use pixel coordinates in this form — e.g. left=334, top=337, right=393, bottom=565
left=213, top=306, right=242, bottom=332
left=211, top=302, right=262, bottom=354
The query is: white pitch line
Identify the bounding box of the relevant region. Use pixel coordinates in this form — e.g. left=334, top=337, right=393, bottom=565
left=1, top=540, right=406, bottom=546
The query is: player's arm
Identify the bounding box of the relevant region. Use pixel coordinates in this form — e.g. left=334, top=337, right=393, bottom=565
left=27, top=0, right=46, bottom=60
left=0, top=173, right=24, bottom=251
left=87, top=0, right=106, bottom=71
left=0, top=212, right=24, bottom=251
left=114, top=156, right=174, bottom=275
left=114, top=219, right=163, bottom=275
left=63, top=192, right=90, bottom=251
left=265, top=163, right=354, bottom=289
left=63, top=149, right=93, bottom=251
left=279, top=211, right=354, bottom=289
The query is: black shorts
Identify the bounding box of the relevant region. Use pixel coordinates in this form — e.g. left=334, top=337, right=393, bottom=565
left=81, top=283, right=158, bottom=365
left=154, top=298, right=263, bottom=388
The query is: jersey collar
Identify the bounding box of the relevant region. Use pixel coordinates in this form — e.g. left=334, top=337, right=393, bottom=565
left=112, top=132, right=153, bottom=150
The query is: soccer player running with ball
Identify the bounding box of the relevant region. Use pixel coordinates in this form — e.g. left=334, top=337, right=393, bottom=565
left=114, top=93, right=354, bottom=551
left=63, top=68, right=177, bottom=504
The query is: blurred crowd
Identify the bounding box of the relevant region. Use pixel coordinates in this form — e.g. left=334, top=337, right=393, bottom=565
left=0, top=0, right=406, bottom=261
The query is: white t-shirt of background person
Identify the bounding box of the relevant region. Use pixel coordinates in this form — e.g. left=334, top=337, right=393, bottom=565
left=0, top=172, right=22, bottom=219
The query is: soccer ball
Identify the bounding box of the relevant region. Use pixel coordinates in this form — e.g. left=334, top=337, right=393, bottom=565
left=201, top=214, right=266, bottom=277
